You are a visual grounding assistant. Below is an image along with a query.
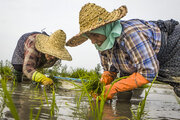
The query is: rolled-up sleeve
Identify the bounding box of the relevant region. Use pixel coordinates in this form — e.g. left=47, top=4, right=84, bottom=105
left=23, top=35, right=38, bottom=79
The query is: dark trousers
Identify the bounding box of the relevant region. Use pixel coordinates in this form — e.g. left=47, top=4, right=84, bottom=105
left=12, top=64, right=23, bottom=72
left=12, top=64, right=23, bottom=82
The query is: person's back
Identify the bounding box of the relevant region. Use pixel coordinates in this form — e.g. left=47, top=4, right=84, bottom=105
left=152, top=19, right=180, bottom=97
left=11, top=32, right=42, bottom=82
left=11, top=32, right=41, bottom=66
left=120, top=19, right=161, bottom=53
left=11, top=30, right=72, bottom=86
left=120, top=19, right=180, bottom=97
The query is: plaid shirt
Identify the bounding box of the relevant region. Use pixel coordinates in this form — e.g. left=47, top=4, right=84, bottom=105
left=99, top=19, right=161, bottom=81
left=23, top=34, right=58, bottom=79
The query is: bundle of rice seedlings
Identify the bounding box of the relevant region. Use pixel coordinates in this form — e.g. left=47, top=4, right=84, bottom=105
left=84, top=77, right=103, bottom=95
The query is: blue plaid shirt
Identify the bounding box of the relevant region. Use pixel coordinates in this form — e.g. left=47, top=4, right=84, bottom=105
left=99, top=19, right=161, bottom=82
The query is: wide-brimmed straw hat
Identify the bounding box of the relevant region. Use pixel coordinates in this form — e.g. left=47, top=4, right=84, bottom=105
left=35, top=29, right=72, bottom=61
left=66, top=3, right=127, bottom=47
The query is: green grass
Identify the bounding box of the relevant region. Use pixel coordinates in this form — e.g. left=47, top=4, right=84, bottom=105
left=0, top=60, right=20, bottom=119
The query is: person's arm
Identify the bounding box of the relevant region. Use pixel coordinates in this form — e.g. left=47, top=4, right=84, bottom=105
left=104, top=26, right=160, bottom=100
left=23, top=35, right=53, bottom=85
left=23, top=35, right=38, bottom=79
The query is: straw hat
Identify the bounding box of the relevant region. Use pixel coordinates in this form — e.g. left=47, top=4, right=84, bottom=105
left=66, top=3, right=127, bottom=47
left=35, top=29, right=72, bottom=61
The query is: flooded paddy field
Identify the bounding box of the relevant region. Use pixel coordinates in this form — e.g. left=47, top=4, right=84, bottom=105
left=0, top=80, right=180, bottom=120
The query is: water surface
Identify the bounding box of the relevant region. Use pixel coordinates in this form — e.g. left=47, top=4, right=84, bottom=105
left=0, top=80, right=180, bottom=120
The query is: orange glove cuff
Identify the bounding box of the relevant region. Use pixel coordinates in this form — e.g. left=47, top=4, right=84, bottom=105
left=105, top=72, right=149, bottom=100
left=100, top=71, right=117, bottom=85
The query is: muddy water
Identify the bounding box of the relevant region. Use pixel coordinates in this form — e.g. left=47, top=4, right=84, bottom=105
left=0, top=80, right=180, bottom=120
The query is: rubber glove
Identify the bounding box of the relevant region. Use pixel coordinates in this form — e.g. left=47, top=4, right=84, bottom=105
left=104, top=72, right=149, bottom=100
left=100, top=71, right=117, bottom=85
left=32, top=71, right=53, bottom=85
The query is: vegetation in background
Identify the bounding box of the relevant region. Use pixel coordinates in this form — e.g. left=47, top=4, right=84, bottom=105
left=0, top=60, right=14, bottom=80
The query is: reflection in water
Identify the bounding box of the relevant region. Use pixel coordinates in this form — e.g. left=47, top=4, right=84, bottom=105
left=102, top=101, right=132, bottom=120
left=0, top=81, right=180, bottom=120
left=114, top=101, right=132, bottom=119
left=86, top=100, right=132, bottom=120
left=87, top=89, right=145, bottom=120
left=3, top=81, right=57, bottom=120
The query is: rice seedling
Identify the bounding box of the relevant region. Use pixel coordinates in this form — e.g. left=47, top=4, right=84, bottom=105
left=1, top=78, right=20, bottom=120
left=56, top=65, right=103, bottom=119
left=67, top=66, right=130, bottom=120
left=0, top=89, right=6, bottom=118
left=50, top=87, right=59, bottom=117
left=44, top=87, right=49, bottom=105
left=50, top=88, right=56, bottom=116
left=29, top=98, right=43, bottom=120
left=92, top=76, right=129, bottom=120
left=35, top=99, right=43, bottom=120
left=0, top=60, right=162, bottom=120
left=0, top=60, right=17, bottom=90
left=0, top=60, right=14, bottom=81
left=130, top=74, right=157, bottom=120
left=77, top=76, right=129, bottom=120
left=81, top=80, right=94, bottom=112
left=29, top=107, right=33, bottom=120
left=76, top=91, right=84, bottom=109
left=70, top=65, right=160, bottom=120
left=93, top=86, right=106, bottom=120
left=0, top=60, right=58, bottom=119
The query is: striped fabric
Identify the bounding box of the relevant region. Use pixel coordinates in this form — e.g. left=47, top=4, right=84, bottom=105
left=99, top=19, right=161, bottom=82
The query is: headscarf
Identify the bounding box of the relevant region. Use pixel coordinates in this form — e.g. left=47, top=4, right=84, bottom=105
left=89, top=20, right=122, bottom=51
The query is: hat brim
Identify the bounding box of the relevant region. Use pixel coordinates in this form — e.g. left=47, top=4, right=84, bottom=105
left=35, top=34, right=72, bottom=61
left=66, top=5, right=127, bottom=47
